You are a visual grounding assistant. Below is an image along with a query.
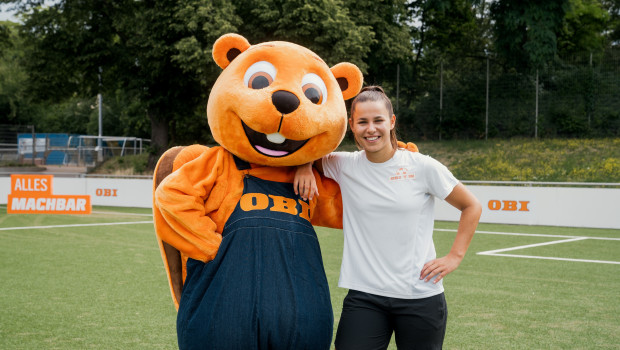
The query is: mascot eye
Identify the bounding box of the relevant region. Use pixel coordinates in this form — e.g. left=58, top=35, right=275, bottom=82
left=301, top=73, right=327, bottom=105
left=244, top=61, right=276, bottom=90
left=248, top=72, right=273, bottom=89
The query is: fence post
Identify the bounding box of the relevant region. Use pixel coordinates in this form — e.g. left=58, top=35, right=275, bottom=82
left=396, top=64, right=400, bottom=113
left=439, top=60, right=443, bottom=141
left=30, top=125, right=35, bottom=165
left=486, top=56, right=489, bottom=141
left=535, top=69, right=539, bottom=139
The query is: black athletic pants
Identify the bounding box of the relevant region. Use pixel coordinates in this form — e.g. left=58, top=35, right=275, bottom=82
left=334, top=290, right=447, bottom=350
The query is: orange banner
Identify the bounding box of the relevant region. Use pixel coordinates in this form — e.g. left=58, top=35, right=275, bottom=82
left=7, top=174, right=91, bottom=214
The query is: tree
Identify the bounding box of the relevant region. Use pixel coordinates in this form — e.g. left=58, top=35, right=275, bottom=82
left=342, top=0, right=412, bottom=85
left=7, top=0, right=241, bottom=167
left=0, top=21, right=35, bottom=126
left=490, top=0, right=571, bottom=71
left=601, top=0, right=620, bottom=46
left=232, top=0, right=373, bottom=72
left=558, top=0, right=609, bottom=55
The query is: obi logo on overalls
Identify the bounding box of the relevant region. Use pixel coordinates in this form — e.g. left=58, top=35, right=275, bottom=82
left=239, top=192, right=313, bottom=222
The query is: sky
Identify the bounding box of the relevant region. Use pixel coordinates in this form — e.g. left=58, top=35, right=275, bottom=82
left=1, top=1, right=60, bottom=23
left=0, top=4, right=19, bottom=22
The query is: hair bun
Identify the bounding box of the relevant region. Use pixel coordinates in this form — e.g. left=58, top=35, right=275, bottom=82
left=360, top=85, right=385, bottom=94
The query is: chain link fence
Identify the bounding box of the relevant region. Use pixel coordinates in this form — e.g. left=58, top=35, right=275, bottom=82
left=395, top=49, right=620, bottom=140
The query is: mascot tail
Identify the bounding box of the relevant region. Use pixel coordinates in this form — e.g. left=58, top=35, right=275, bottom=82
left=152, top=145, right=209, bottom=310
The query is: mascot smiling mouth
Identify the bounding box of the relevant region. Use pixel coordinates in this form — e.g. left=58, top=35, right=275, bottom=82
left=242, top=121, right=308, bottom=157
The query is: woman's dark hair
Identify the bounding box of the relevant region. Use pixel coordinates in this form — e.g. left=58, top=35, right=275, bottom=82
left=350, top=85, right=397, bottom=150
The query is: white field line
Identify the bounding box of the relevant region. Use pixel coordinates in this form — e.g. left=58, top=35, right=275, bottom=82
left=434, top=228, right=620, bottom=241
left=0, top=221, right=153, bottom=231
left=476, top=253, right=620, bottom=265
left=0, top=205, right=153, bottom=217
left=91, top=210, right=153, bottom=217
left=436, top=228, right=620, bottom=264
left=478, top=237, right=589, bottom=255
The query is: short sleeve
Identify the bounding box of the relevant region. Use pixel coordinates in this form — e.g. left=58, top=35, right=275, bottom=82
left=322, top=152, right=348, bottom=182
left=423, top=155, right=459, bottom=200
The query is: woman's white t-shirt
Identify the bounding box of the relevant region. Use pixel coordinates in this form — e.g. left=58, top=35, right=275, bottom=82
left=322, top=149, right=459, bottom=299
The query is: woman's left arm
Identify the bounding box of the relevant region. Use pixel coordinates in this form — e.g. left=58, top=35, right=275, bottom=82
left=420, top=183, right=482, bottom=283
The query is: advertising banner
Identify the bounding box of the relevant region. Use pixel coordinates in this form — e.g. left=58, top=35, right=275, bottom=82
left=7, top=174, right=91, bottom=214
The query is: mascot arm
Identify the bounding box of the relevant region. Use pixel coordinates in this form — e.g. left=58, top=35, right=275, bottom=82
left=154, top=148, right=226, bottom=262
left=310, top=170, right=343, bottom=229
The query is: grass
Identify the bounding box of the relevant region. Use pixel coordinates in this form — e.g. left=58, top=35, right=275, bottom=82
left=1, top=206, right=619, bottom=349
left=412, top=138, right=620, bottom=182
left=88, top=153, right=150, bottom=176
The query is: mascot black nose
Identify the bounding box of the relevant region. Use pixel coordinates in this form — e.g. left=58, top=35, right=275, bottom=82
left=272, top=90, right=300, bottom=115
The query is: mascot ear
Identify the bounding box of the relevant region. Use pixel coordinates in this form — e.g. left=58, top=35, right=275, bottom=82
left=331, top=62, right=363, bottom=100
left=212, top=33, right=251, bottom=69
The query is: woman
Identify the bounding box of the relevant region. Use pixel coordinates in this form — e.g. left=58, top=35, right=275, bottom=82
left=294, top=86, right=482, bottom=350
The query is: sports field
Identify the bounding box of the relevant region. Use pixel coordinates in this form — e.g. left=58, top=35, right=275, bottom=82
left=1, top=205, right=618, bottom=349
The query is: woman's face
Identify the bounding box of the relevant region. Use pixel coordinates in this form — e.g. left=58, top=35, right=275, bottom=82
left=349, top=100, right=395, bottom=163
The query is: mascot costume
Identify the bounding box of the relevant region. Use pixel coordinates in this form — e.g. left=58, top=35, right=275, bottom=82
left=152, top=33, right=363, bottom=349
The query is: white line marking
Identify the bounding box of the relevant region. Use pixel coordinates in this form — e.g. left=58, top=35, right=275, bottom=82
left=0, top=221, right=153, bottom=231
left=91, top=210, right=153, bottom=217
left=478, top=237, right=589, bottom=255
left=435, top=228, right=620, bottom=241
left=477, top=253, right=620, bottom=265
left=435, top=228, right=620, bottom=264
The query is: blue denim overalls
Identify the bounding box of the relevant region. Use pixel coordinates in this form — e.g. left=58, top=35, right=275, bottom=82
left=176, top=158, right=333, bottom=349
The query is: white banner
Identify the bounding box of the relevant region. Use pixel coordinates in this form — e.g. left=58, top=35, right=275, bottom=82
left=52, top=177, right=153, bottom=208
left=1, top=176, right=618, bottom=229
left=435, top=185, right=620, bottom=229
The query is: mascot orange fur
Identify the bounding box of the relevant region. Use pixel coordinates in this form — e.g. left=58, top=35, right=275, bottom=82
left=152, top=33, right=363, bottom=349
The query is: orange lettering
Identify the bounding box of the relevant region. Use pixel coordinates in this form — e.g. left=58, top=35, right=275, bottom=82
left=240, top=193, right=269, bottom=211
left=297, top=199, right=312, bottom=222
left=503, top=200, right=518, bottom=211
left=488, top=200, right=501, bottom=210
left=519, top=201, right=530, bottom=211
left=269, top=195, right=298, bottom=215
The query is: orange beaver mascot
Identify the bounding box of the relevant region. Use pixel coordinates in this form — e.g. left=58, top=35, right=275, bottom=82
left=152, top=33, right=363, bottom=349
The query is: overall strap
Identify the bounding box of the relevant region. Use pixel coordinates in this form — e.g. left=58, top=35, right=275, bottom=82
left=233, top=154, right=251, bottom=171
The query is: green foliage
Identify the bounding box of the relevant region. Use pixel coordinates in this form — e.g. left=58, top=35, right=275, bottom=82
left=416, top=138, right=620, bottom=182
left=343, top=0, right=411, bottom=82
left=602, top=0, right=620, bottom=45
left=558, top=0, right=609, bottom=55
left=89, top=153, right=149, bottom=175
left=491, top=0, right=570, bottom=71
left=0, top=22, right=9, bottom=51
left=0, top=21, right=31, bottom=125
left=235, top=0, right=373, bottom=72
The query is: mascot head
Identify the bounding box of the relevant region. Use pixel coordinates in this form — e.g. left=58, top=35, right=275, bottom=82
left=207, top=33, right=363, bottom=166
